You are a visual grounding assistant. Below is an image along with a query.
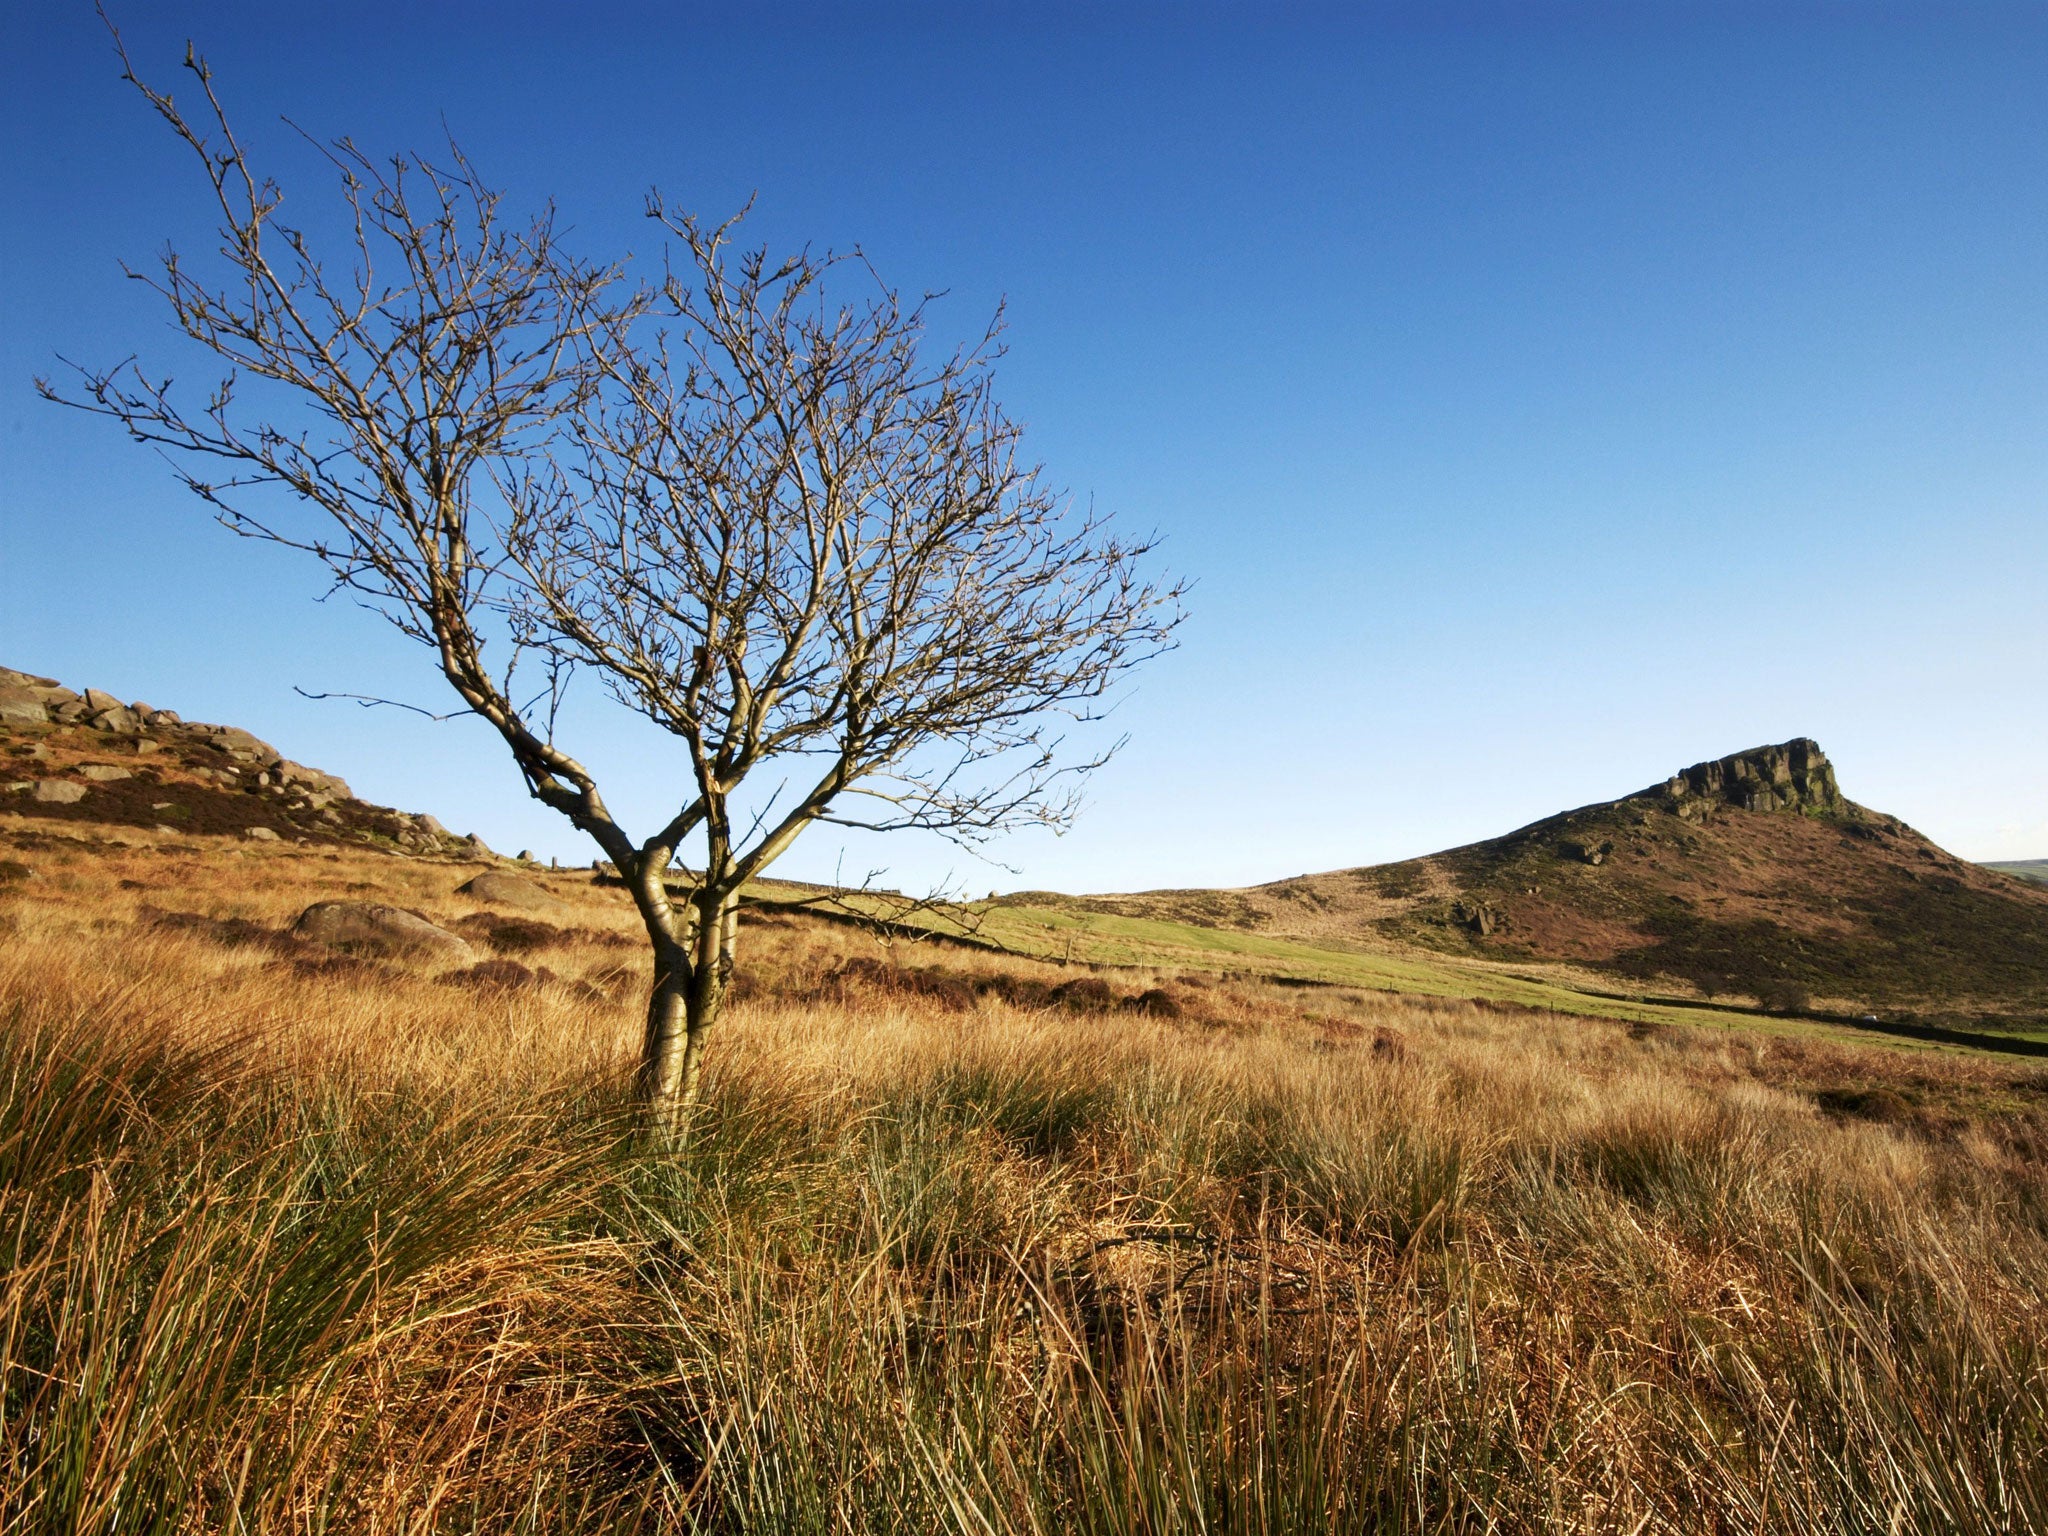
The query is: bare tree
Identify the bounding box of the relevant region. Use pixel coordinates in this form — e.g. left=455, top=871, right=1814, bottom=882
left=41, top=34, right=1184, bottom=1124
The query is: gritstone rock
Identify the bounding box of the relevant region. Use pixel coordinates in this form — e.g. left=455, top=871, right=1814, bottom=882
left=81, top=688, right=123, bottom=714
left=456, top=870, right=564, bottom=912
left=197, top=725, right=284, bottom=766
left=1651, top=739, right=1841, bottom=816
left=1451, top=899, right=1502, bottom=936
left=78, top=764, right=133, bottom=782
left=291, top=901, right=474, bottom=961
left=244, top=826, right=281, bottom=841
left=32, top=780, right=87, bottom=804
left=0, top=687, right=48, bottom=726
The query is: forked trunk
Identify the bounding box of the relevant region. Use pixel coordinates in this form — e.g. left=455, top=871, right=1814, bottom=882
left=638, top=892, right=737, bottom=1133
left=639, top=938, right=692, bottom=1130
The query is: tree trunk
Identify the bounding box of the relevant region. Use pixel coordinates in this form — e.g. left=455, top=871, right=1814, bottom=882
left=640, top=936, right=693, bottom=1131
left=674, top=893, right=738, bottom=1113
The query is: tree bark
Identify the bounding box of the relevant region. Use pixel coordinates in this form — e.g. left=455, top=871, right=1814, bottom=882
left=628, top=883, right=737, bottom=1132
left=640, top=936, right=693, bottom=1130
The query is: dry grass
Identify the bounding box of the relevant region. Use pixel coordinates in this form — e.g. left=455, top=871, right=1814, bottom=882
left=3, top=820, right=2046, bottom=1532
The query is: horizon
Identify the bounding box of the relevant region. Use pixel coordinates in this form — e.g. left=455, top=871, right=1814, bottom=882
left=4, top=3, right=2044, bottom=894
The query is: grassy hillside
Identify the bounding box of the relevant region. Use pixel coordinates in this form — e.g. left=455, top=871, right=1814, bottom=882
left=1023, top=743, right=2048, bottom=1040
left=4, top=812, right=2048, bottom=1530
left=1989, top=859, right=2048, bottom=886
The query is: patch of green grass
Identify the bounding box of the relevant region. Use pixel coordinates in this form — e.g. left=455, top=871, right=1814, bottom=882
left=933, top=901, right=2022, bottom=1051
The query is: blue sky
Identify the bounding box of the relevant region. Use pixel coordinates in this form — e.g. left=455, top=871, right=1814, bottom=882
left=4, top=3, right=2044, bottom=892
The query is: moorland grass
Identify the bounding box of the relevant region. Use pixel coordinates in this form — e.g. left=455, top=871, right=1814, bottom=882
left=1, top=833, right=2045, bottom=1531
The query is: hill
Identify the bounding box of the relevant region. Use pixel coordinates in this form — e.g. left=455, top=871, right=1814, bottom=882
left=1988, top=859, right=2048, bottom=887
left=5, top=676, right=2048, bottom=1528
left=10, top=668, right=2046, bottom=1051
left=1, top=665, right=500, bottom=858
left=1011, top=739, right=2048, bottom=1036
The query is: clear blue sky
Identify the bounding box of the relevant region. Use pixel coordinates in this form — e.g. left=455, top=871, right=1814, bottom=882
left=4, top=3, right=2044, bottom=892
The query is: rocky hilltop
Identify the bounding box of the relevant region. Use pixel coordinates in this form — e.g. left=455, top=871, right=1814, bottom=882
left=1033, top=738, right=2048, bottom=1030
left=1655, top=737, right=1839, bottom=817
left=0, top=665, right=494, bottom=858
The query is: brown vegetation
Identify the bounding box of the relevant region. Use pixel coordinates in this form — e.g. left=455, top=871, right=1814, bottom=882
left=3, top=818, right=2046, bottom=1530
left=1048, top=745, right=2048, bottom=1030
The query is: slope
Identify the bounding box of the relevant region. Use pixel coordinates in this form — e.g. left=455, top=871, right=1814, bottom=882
left=1007, top=740, right=2048, bottom=1037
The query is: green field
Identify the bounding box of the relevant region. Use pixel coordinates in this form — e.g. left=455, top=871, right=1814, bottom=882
left=841, top=894, right=2048, bottom=1053
left=1986, top=859, right=2048, bottom=886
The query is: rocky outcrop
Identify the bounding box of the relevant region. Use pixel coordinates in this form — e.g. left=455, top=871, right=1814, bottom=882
left=1649, top=739, right=1841, bottom=819
left=0, top=664, right=511, bottom=856
left=291, top=901, right=474, bottom=961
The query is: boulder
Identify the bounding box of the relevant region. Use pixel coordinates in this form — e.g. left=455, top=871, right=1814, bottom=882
left=1451, top=899, right=1502, bottom=937
left=278, top=760, right=352, bottom=799
left=197, top=726, right=283, bottom=765
left=0, top=687, right=48, bottom=726
left=244, top=826, right=280, bottom=841
left=81, top=688, right=123, bottom=714
left=456, top=870, right=565, bottom=912
left=78, top=764, right=133, bottom=782
left=418, top=813, right=451, bottom=839
left=0, top=668, right=61, bottom=689
left=32, top=780, right=87, bottom=804
left=291, top=901, right=474, bottom=961
left=88, top=707, right=140, bottom=734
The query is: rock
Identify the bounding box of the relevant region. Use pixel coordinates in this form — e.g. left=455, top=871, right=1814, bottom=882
left=1654, top=739, right=1840, bottom=815
left=88, top=707, right=140, bottom=734
left=32, top=780, right=87, bottom=804
left=244, top=826, right=280, bottom=841
left=0, top=668, right=61, bottom=689
left=1562, top=838, right=1612, bottom=866
left=455, top=870, right=564, bottom=912
left=197, top=726, right=283, bottom=765
left=462, top=833, right=495, bottom=858
left=418, top=813, right=450, bottom=839
left=0, top=686, right=51, bottom=725
left=134, top=740, right=161, bottom=756
left=78, top=764, right=133, bottom=782
left=143, top=709, right=182, bottom=727
left=1451, top=899, right=1502, bottom=937
left=81, top=688, right=123, bottom=714
left=278, top=761, right=352, bottom=799
left=291, top=901, right=475, bottom=961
